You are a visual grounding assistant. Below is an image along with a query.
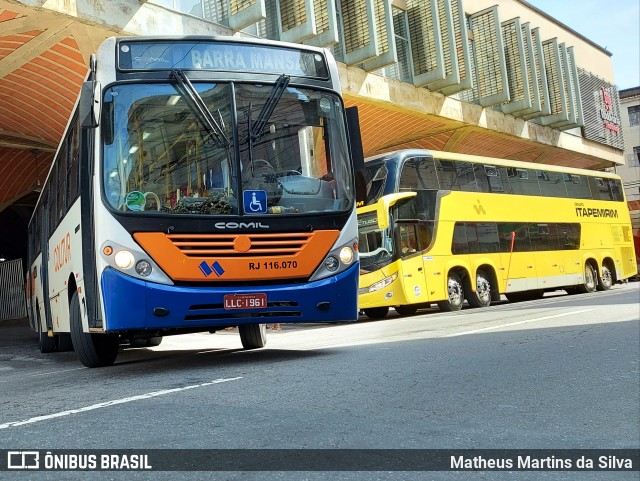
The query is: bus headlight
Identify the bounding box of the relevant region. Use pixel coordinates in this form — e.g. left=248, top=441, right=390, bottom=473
left=367, top=272, right=398, bottom=293
left=135, top=260, right=152, bottom=277
left=101, top=241, right=173, bottom=285
left=114, top=250, right=135, bottom=269
left=325, top=256, right=339, bottom=271
left=309, top=237, right=359, bottom=282
left=339, top=246, right=354, bottom=264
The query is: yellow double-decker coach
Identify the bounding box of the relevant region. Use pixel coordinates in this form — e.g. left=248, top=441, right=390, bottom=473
left=357, top=149, right=637, bottom=318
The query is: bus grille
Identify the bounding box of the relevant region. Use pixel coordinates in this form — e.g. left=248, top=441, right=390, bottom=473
left=167, top=233, right=313, bottom=257
left=185, top=301, right=302, bottom=321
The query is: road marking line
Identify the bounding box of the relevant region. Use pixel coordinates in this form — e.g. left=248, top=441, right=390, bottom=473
left=0, top=377, right=242, bottom=430
left=443, top=309, right=594, bottom=337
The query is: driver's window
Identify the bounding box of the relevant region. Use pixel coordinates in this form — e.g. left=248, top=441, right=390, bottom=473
left=398, top=224, right=418, bottom=258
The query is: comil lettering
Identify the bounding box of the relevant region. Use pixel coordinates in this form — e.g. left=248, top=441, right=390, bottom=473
left=575, top=207, right=619, bottom=218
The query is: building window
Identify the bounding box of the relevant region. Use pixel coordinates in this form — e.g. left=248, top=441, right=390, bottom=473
left=631, top=146, right=640, bottom=167
left=628, top=105, right=640, bottom=126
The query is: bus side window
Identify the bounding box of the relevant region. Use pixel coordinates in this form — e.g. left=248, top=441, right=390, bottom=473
left=398, top=224, right=418, bottom=257
left=417, top=222, right=433, bottom=251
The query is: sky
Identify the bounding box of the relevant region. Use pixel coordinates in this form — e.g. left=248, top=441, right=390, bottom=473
left=528, top=0, right=640, bottom=89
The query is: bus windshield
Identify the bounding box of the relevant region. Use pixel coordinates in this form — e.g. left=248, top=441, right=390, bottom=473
left=357, top=210, right=394, bottom=273
left=102, top=82, right=353, bottom=215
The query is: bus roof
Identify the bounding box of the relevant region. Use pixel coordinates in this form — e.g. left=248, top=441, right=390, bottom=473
left=364, top=149, right=622, bottom=180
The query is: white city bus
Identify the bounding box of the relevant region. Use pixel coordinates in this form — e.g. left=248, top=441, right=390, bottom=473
left=27, top=36, right=360, bottom=367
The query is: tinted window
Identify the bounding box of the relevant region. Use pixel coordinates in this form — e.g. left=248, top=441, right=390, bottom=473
left=436, top=159, right=459, bottom=190
left=564, top=174, right=591, bottom=199
left=609, top=179, right=624, bottom=201
left=417, top=222, right=433, bottom=250
left=48, top=170, right=57, bottom=233
left=452, top=223, right=469, bottom=254
left=530, top=223, right=558, bottom=250
left=508, top=167, right=540, bottom=196
left=398, top=224, right=419, bottom=258
left=588, top=177, right=614, bottom=201
left=537, top=170, right=567, bottom=198
left=67, top=117, right=80, bottom=206
left=476, top=223, right=500, bottom=252
left=454, top=162, right=478, bottom=192
left=57, top=142, right=67, bottom=222
left=399, top=156, right=438, bottom=190
left=557, top=223, right=580, bottom=249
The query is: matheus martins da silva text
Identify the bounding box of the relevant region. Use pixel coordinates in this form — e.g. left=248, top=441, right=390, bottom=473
left=451, top=455, right=634, bottom=470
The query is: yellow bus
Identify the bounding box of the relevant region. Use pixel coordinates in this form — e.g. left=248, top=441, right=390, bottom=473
left=357, top=149, right=637, bottom=318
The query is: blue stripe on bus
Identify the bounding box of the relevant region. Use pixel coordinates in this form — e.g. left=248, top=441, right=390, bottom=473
left=100, top=265, right=359, bottom=332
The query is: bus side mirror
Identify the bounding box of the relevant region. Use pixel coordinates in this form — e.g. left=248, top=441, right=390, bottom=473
left=80, top=80, right=101, bottom=128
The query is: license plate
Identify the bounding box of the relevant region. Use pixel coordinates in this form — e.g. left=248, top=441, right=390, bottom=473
left=224, top=293, right=267, bottom=310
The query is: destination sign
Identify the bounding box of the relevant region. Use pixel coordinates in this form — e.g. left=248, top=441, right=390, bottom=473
left=118, top=40, right=328, bottom=78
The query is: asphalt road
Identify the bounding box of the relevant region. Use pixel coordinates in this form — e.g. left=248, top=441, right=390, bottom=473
left=0, top=283, right=638, bottom=481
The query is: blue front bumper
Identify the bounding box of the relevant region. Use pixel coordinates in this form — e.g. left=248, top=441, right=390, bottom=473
left=100, top=265, right=359, bottom=332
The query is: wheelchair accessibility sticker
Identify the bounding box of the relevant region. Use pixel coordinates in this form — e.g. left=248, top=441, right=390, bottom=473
left=243, top=190, right=267, bottom=214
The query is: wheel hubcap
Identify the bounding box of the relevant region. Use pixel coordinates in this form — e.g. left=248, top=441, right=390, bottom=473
left=477, top=278, right=491, bottom=303
left=449, top=280, right=462, bottom=305
left=586, top=268, right=595, bottom=288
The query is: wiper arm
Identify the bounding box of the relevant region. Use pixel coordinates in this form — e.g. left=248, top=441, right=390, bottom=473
left=171, top=69, right=229, bottom=147
left=250, top=74, right=290, bottom=143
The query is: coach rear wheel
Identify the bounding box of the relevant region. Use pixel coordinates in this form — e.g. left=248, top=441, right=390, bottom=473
left=467, top=270, right=492, bottom=308
left=70, top=291, right=119, bottom=367
left=239, top=323, right=267, bottom=350
left=577, top=264, right=597, bottom=294
left=395, top=305, right=418, bottom=316
left=437, top=272, right=464, bottom=312
left=363, top=307, right=389, bottom=319
left=597, top=265, right=613, bottom=291
left=37, top=308, right=56, bottom=354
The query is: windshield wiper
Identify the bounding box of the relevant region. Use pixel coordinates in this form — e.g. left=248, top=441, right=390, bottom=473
left=245, top=74, right=290, bottom=177
left=249, top=74, right=290, bottom=143
left=171, top=69, right=229, bottom=147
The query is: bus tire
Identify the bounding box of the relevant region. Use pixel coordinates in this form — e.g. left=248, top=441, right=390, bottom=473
left=69, top=291, right=119, bottom=367
left=437, top=272, right=464, bottom=312
left=597, top=265, right=613, bottom=291
left=37, top=309, right=57, bottom=354
left=577, top=264, right=597, bottom=294
left=467, top=269, right=492, bottom=308
left=57, top=333, right=74, bottom=352
left=239, top=323, right=267, bottom=350
left=363, top=307, right=389, bottom=319
left=395, top=305, right=418, bottom=316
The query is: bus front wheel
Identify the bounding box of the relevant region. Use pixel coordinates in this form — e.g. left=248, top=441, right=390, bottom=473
left=467, top=270, right=492, bottom=308
left=69, top=291, right=119, bottom=367
left=239, top=324, right=267, bottom=350
left=437, top=272, right=464, bottom=312
left=363, top=307, right=389, bottom=319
